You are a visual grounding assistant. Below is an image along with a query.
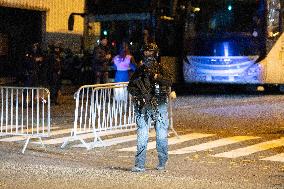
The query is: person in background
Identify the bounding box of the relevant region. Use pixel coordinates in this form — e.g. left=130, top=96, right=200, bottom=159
left=22, top=42, right=44, bottom=87
left=92, top=36, right=112, bottom=84
left=113, top=42, right=136, bottom=82
left=33, top=43, right=48, bottom=87
left=80, top=50, right=94, bottom=84
left=21, top=43, right=45, bottom=106
left=128, top=42, right=173, bottom=172
left=112, top=42, right=136, bottom=101
left=48, top=43, right=63, bottom=104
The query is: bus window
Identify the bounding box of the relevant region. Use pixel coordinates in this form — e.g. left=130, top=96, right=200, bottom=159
left=189, top=0, right=260, bottom=34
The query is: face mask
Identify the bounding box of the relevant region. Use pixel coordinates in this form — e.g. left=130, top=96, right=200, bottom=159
left=143, top=56, right=157, bottom=67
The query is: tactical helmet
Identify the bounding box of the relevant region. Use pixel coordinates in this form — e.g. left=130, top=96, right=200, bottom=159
left=141, top=42, right=159, bottom=53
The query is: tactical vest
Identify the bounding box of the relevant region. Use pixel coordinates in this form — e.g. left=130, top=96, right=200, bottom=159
left=128, top=60, right=171, bottom=100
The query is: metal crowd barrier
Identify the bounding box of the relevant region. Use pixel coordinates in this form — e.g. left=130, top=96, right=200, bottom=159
left=61, top=82, right=177, bottom=150
left=0, top=87, right=50, bottom=153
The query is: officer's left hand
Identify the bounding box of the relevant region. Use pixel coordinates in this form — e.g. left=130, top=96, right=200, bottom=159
left=154, top=74, right=158, bottom=79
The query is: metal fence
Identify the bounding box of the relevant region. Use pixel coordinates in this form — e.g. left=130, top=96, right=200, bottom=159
left=61, top=82, right=177, bottom=150
left=0, top=87, right=50, bottom=153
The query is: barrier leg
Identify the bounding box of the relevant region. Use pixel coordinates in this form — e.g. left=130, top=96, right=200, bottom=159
left=61, top=130, right=74, bottom=149
left=38, top=137, right=46, bottom=151
left=89, top=131, right=105, bottom=149
left=170, top=125, right=179, bottom=138
left=22, top=136, right=31, bottom=154
left=61, top=130, right=91, bottom=150
left=61, top=138, right=70, bottom=149
left=169, top=97, right=179, bottom=139
left=77, top=136, right=91, bottom=150
left=94, top=135, right=105, bottom=147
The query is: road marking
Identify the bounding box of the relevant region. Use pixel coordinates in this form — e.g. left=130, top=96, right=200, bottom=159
left=169, top=136, right=259, bottom=155
left=213, top=138, right=284, bottom=158
left=72, top=132, right=156, bottom=148
left=260, top=153, right=284, bottom=163
left=35, top=128, right=136, bottom=145
left=0, top=127, right=60, bottom=142
left=118, top=133, right=215, bottom=152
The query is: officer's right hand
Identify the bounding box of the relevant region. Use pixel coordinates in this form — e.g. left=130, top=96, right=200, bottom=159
left=106, top=54, right=112, bottom=60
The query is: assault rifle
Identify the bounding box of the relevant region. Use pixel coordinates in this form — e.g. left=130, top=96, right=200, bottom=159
left=132, top=76, right=158, bottom=121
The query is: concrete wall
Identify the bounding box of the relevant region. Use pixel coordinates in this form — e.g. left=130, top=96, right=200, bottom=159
left=0, top=0, right=85, bottom=53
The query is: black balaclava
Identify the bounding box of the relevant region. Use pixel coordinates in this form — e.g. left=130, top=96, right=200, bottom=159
left=141, top=42, right=159, bottom=67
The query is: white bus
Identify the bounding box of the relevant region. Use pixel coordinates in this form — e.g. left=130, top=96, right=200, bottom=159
left=182, top=0, right=284, bottom=90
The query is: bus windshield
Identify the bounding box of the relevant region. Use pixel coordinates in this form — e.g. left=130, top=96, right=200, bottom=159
left=190, top=0, right=262, bottom=34
left=183, top=0, right=265, bottom=57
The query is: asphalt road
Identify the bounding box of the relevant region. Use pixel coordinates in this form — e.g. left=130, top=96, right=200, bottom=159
left=0, top=86, right=283, bottom=189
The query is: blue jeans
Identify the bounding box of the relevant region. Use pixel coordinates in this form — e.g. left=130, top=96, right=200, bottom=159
left=134, top=100, right=169, bottom=168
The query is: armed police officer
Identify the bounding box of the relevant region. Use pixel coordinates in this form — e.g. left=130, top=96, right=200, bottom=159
left=128, top=42, right=173, bottom=172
